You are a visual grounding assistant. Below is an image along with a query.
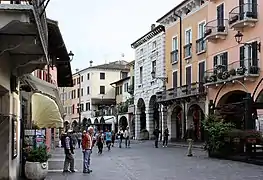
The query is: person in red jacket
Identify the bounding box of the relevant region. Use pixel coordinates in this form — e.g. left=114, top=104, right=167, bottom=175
left=82, top=127, right=94, bottom=173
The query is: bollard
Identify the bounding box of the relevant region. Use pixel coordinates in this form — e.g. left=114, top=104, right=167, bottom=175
left=187, top=138, right=193, bottom=156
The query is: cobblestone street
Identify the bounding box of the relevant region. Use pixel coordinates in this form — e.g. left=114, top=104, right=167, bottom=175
left=47, top=141, right=263, bottom=180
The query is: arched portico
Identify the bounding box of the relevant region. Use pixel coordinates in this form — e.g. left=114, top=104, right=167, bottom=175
left=148, top=95, right=159, bottom=137
left=170, top=105, right=183, bottom=140
left=187, top=104, right=205, bottom=141
left=119, top=116, right=128, bottom=130
left=135, top=98, right=146, bottom=139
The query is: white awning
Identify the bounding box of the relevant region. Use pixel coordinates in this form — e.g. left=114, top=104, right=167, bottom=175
left=32, top=93, right=63, bottom=128
left=22, top=74, right=64, bottom=116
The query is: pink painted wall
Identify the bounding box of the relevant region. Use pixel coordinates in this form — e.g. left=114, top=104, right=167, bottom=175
left=206, top=0, right=263, bottom=104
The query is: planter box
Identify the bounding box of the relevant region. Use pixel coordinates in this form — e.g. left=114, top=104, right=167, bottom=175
left=25, top=161, right=48, bottom=180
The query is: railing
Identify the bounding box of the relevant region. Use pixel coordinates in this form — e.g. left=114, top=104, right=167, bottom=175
left=170, top=50, right=178, bottom=63
left=184, top=43, right=192, bottom=58
left=156, top=82, right=206, bottom=101
left=204, top=19, right=228, bottom=37
left=196, top=37, right=206, bottom=53
left=204, top=58, right=260, bottom=84
left=0, top=0, right=32, bottom=4
left=229, top=3, right=258, bottom=25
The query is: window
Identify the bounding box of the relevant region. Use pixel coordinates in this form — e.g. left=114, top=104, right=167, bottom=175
left=140, top=48, right=143, bottom=56
left=87, top=73, right=90, bottom=80
left=185, top=29, right=192, bottom=45
left=152, top=60, right=156, bottom=78
left=86, top=102, right=91, bottom=111
left=100, top=86, right=105, bottom=94
left=73, top=79, right=76, bottom=86
left=213, top=52, right=228, bottom=73
left=119, top=85, right=122, bottom=94
left=100, top=72, right=105, bottom=80
left=77, top=88, right=80, bottom=98
left=81, top=88, right=83, bottom=96
left=240, top=41, right=258, bottom=70
left=87, top=86, right=90, bottom=95
left=198, top=22, right=205, bottom=39
left=72, top=90, right=76, bottom=99
left=81, top=76, right=83, bottom=82
left=198, top=61, right=205, bottom=82
left=124, top=83, right=129, bottom=92
left=217, top=3, right=224, bottom=26
left=121, top=72, right=128, bottom=79
left=72, top=104, right=75, bottom=114
left=172, top=36, right=178, bottom=51
left=68, top=92, right=71, bottom=99
left=186, top=66, right=192, bottom=87
left=116, top=86, right=119, bottom=95
left=197, top=22, right=206, bottom=53
left=173, top=71, right=178, bottom=88
left=152, top=41, right=157, bottom=50
left=139, top=66, right=143, bottom=84
left=77, top=77, right=80, bottom=84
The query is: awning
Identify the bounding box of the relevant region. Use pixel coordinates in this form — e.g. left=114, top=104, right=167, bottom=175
left=47, top=18, right=73, bottom=87
left=32, top=93, right=63, bottom=128
left=21, top=74, right=64, bottom=116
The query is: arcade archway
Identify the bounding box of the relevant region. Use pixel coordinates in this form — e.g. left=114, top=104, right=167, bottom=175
left=137, top=98, right=146, bottom=130
left=119, top=116, right=128, bottom=130
left=187, top=104, right=205, bottom=141
left=94, top=118, right=99, bottom=124
left=87, top=118, right=92, bottom=125
left=149, top=95, right=159, bottom=129
left=171, top=106, right=183, bottom=140
left=216, top=90, right=247, bottom=129
left=82, top=118, right=88, bottom=126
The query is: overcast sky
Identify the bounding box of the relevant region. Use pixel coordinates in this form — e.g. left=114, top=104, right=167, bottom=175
left=46, top=0, right=181, bottom=71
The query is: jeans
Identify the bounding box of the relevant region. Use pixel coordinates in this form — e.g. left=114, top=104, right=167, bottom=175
left=119, top=138, right=123, bottom=148
left=125, top=136, right=130, bottom=147
left=163, top=136, right=168, bottom=146
left=78, top=139, right=81, bottom=148
left=97, top=142, right=103, bottom=153
left=106, top=141, right=111, bottom=150
left=83, top=149, right=92, bottom=172
left=63, top=153, right=74, bottom=171
left=155, top=137, right=159, bottom=148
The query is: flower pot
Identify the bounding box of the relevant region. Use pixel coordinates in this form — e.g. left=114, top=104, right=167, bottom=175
left=25, top=161, right=48, bottom=180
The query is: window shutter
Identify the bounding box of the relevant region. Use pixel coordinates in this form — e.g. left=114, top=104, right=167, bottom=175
left=240, top=46, right=245, bottom=67
left=173, top=71, right=178, bottom=88
left=252, top=0, right=257, bottom=17
left=213, top=56, right=218, bottom=74
left=251, top=41, right=258, bottom=66
left=239, top=0, right=244, bottom=19
left=199, top=62, right=205, bottom=83
left=222, top=52, right=228, bottom=71
left=186, top=67, right=192, bottom=85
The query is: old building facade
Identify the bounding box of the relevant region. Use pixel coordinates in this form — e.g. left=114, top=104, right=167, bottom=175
left=131, top=24, right=166, bottom=139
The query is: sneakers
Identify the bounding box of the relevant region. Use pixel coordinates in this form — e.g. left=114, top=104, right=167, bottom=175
left=83, top=169, right=93, bottom=173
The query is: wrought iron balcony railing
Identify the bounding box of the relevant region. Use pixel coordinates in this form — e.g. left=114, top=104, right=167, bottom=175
left=196, top=37, right=206, bottom=54
left=229, top=3, right=258, bottom=27
left=204, top=19, right=228, bottom=40
left=156, top=82, right=206, bottom=102
left=204, top=58, right=260, bottom=85
left=184, top=43, right=192, bottom=58
left=170, top=50, right=178, bottom=64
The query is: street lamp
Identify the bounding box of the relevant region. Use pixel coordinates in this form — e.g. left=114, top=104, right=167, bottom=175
left=76, top=69, right=82, bottom=131
left=68, top=50, right=74, bottom=61
left=234, top=31, right=261, bottom=51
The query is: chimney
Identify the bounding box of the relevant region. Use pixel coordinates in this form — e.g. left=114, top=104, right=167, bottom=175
left=89, top=60, right=93, bottom=67
left=151, top=24, right=156, bottom=30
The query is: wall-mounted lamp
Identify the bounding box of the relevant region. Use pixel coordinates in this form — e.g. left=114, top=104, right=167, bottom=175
left=68, top=50, right=74, bottom=62
left=234, top=31, right=261, bottom=52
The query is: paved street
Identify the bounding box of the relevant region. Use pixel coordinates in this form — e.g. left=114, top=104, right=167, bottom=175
left=47, top=141, right=263, bottom=180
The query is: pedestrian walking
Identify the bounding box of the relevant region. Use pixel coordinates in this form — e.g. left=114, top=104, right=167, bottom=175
left=96, top=131, right=104, bottom=154
left=111, top=130, right=115, bottom=147
left=184, top=123, right=195, bottom=157
left=63, top=130, right=75, bottom=173
left=118, top=128, right=124, bottom=148
left=105, top=129, right=112, bottom=151
left=82, top=127, right=94, bottom=173
left=163, top=127, right=169, bottom=147
left=153, top=127, right=161, bottom=148
left=124, top=127, right=131, bottom=148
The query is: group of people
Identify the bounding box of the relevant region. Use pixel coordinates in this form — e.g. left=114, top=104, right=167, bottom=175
left=153, top=126, right=170, bottom=148
left=60, top=126, right=132, bottom=173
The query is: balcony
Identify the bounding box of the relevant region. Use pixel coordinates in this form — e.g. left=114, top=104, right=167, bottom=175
left=170, top=50, right=178, bottom=64
left=184, top=43, right=192, bottom=59
left=204, top=19, right=228, bottom=42
left=204, top=58, right=260, bottom=86
left=229, top=3, right=258, bottom=30
left=196, top=37, right=206, bottom=54
left=156, top=82, right=206, bottom=102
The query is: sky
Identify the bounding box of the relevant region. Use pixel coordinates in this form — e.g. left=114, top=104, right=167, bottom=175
left=46, top=0, right=181, bottom=72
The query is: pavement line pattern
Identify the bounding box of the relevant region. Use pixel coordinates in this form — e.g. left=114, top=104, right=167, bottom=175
left=48, top=169, right=79, bottom=172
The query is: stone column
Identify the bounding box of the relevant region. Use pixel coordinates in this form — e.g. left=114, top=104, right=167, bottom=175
left=135, top=112, right=141, bottom=140
left=160, top=105, right=168, bottom=141
left=167, top=107, right=173, bottom=141
left=146, top=108, right=154, bottom=139
left=181, top=104, right=186, bottom=140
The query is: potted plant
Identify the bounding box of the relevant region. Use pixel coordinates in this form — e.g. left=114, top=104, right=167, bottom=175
left=217, top=72, right=223, bottom=79
left=209, top=74, right=217, bottom=82
left=24, top=145, right=51, bottom=180
left=249, top=66, right=259, bottom=74
left=221, top=71, right=229, bottom=80
left=237, top=67, right=246, bottom=75
left=229, top=68, right=236, bottom=76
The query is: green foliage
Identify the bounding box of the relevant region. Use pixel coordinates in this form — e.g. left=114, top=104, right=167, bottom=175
left=26, top=145, right=51, bottom=163
left=203, top=115, right=235, bottom=153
